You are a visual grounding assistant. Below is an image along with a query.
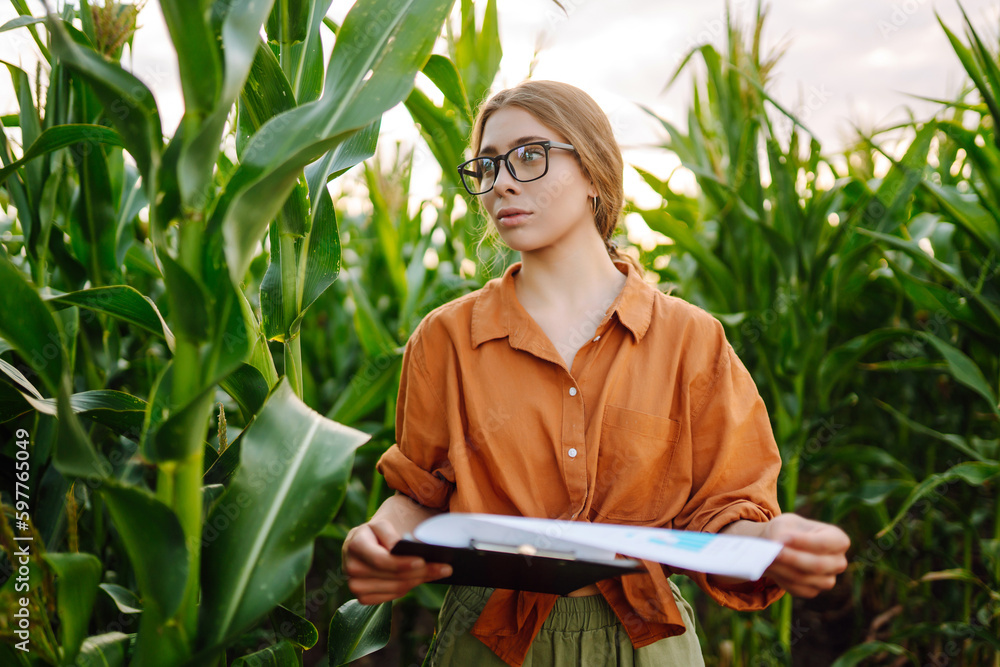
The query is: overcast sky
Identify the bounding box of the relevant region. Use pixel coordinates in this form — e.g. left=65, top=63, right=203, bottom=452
left=2, top=0, right=998, bottom=205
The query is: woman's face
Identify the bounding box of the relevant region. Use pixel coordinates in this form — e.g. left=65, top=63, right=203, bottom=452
left=477, top=106, right=597, bottom=254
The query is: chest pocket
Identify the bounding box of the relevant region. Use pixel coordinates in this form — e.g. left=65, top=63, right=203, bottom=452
left=592, top=405, right=681, bottom=523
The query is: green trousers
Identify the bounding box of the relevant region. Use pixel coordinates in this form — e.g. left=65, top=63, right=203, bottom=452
left=423, top=581, right=706, bottom=666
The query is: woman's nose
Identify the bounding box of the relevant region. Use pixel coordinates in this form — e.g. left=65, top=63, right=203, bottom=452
left=492, top=159, right=520, bottom=193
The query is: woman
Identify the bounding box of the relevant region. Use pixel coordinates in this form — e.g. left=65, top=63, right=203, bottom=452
left=342, top=80, right=850, bottom=666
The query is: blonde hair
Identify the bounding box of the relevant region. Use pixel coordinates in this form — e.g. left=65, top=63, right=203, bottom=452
left=469, top=80, right=641, bottom=271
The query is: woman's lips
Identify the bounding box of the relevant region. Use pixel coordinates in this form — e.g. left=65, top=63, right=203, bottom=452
left=497, top=210, right=531, bottom=227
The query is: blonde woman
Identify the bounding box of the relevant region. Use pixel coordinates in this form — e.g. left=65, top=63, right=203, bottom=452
left=342, top=80, right=850, bottom=666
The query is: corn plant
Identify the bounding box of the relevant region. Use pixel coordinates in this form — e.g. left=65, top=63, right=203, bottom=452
left=636, top=3, right=998, bottom=664
left=0, top=0, right=456, bottom=664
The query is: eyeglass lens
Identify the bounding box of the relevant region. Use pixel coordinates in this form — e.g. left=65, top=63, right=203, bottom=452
left=462, top=143, right=549, bottom=194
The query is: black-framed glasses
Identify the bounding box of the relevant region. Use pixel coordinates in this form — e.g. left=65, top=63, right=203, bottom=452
left=456, top=141, right=576, bottom=195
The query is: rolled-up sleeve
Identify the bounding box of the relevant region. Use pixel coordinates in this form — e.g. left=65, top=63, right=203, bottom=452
left=376, top=328, right=455, bottom=510
left=673, top=318, right=785, bottom=609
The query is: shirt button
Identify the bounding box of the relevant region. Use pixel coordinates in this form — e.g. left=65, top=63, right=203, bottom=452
left=568, top=448, right=578, bottom=458
left=568, top=387, right=578, bottom=396
left=593, top=335, right=600, bottom=342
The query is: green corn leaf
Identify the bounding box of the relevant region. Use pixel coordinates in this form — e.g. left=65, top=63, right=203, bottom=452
left=934, top=119, right=1000, bottom=209
left=66, top=92, right=118, bottom=286
left=260, top=225, right=287, bottom=341
left=202, top=280, right=256, bottom=397
left=454, top=0, right=500, bottom=107
left=328, top=600, right=391, bottom=667
left=266, top=0, right=310, bottom=45
left=303, top=118, right=380, bottom=197
left=99, top=583, right=143, bottom=614
left=177, top=0, right=273, bottom=209
left=817, top=328, right=912, bottom=409
left=3, top=62, right=41, bottom=200
left=53, top=376, right=110, bottom=480
left=287, top=0, right=334, bottom=104
left=405, top=87, right=467, bottom=189
left=364, top=164, right=407, bottom=303
left=99, top=482, right=189, bottom=618
left=147, top=386, right=213, bottom=462
left=202, top=428, right=243, bottom=487
left=879, top=461, right=1000, bottom=538
left=269, top=605, right=318, bottom=650
left=917, top=330, right=1000, bottom=416
left=0, top=16, right=45, bottom=32
left=344, top=271, right=398, bottom=357
left=326, top=352, right=402, bottom=424
left=0, top=357, right=44, bottom=400
left=45, top=17, right=161, bottom=185
left=219, top=363, right=270, bottom=421
left=875, top=398, right=990, bottom=463
left=0, top=252, right=65, bottom=395
left=231, top=640, right=299, bottom=667
left=237, top=39, right=296, bottom=159
left=235, top=288, right=279, bottom=389
left=75, top=633, right=131, bottom=667
left=215, top=0, right=456, bottom=284
left=921, top=180, right=1000, bottom=255
left=202, top=483, right=226, bottom=525
left=292, top=186, right=342, bottom=333
left=41, top=552, right=102, bottom=666
left=158, top=252, right=210, bottom=342
left=197, top=378, right=369, bottom=650
left=0, top=123, right=124, bottom=187
left=422, top=54, right=472, bottom=121
left=938, top=13, right=1000, bottom=129
left=20, top=389, right=146, bottom=441
left=639, top=208, right=736, bottom=309
left=0, top=126, right=38, bottom=258
left=830, top=642, right=915, bottom=667
left=46, top=285, right=176, bottom=351
left=158, top=0, right=220, bottom=118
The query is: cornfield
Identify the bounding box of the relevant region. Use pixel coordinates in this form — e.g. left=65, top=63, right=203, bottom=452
left=0, top=1, right=996, bottom=665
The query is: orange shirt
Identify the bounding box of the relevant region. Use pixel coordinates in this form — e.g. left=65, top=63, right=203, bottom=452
left=377, top=260, right=784, bottom=666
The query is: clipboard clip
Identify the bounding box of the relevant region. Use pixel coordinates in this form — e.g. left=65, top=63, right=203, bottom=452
left=470, top=539, right=579, bottom=561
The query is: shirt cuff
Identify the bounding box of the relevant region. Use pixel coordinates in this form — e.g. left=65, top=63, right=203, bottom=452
left=686, top=500, right=785, bottom=610
left=376, top=444, right=454, bottom=510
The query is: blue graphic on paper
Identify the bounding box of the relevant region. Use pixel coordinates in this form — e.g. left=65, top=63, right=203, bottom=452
left=645, top=531, right=715, bottom=552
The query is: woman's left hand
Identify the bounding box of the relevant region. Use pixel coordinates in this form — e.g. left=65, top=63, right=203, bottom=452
left=760, top=513, right=851, bottom=597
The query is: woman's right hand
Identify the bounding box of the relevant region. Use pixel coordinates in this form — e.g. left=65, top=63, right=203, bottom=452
left=343, top=518, right=453, bottom=605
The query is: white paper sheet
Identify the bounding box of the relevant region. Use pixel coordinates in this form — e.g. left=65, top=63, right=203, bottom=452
left=414, top=513, right=783, bottom=581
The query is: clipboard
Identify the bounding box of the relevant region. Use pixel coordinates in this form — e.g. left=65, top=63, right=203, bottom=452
left=391, top=536, right=644, bottom=595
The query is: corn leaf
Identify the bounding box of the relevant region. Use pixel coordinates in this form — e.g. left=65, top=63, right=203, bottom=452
left=0, top=252, right=65, bottom=394
left=75, top=633, right=130, bottom=667
left=269, top=605, right=318, bottom=650
left=45, top=17, right=161, bottom=185
left=46, top=285, right=176, bottom=351
left=197, top=378, right=369, bottom=650
left=215, top=0, right=456, bottom=283
left=879, top=461, right=1000, bottom=538
left=99, top=482, right=189, bottom=618
left=328, top=600, right=392, bottom=667
left=42, top=552, right=102, bottom=665
left=231, top=640, right=299, bottom=667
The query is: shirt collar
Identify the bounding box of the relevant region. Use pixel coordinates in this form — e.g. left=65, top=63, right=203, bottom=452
left=471, top=259, right=654, bottom=349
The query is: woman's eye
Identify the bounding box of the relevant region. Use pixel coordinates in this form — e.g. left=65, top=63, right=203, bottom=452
left=521, top=147, right=543, bottom=161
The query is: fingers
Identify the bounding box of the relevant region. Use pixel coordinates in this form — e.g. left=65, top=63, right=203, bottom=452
left=778, top=525, right=851, bottom=555
left=765, top=536, right=850, bottom=598
left=343, top=521, right=453, bottom=605
left=344, top=522, right=426, bottom=577
left=765, top=566, right=839, bottom=598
